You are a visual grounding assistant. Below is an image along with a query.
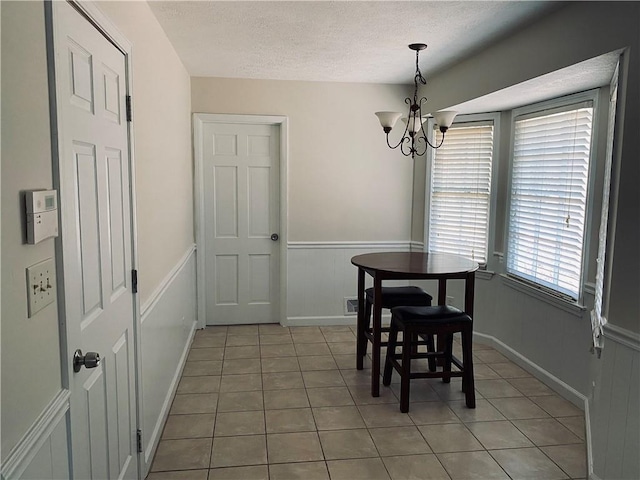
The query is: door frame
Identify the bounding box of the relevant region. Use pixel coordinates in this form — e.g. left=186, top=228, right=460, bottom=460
left=193, top=113, right=288, bottom=328
left=46, top=0, right=143, bottom=476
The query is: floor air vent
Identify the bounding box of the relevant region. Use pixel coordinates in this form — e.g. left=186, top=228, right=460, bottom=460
left=344, top=298, right=358, bottom=315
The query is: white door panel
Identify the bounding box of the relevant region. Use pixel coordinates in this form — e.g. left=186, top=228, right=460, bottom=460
left=203, top=123, right=280, bottom=324
left=53, top=2, right=138, bottom=478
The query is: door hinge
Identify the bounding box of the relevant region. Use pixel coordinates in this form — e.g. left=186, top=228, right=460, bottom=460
left=136, top=429, right=143, bottom=453
left=131, top=269, right=138, bottom=294
left=126, top=95, right=132, bottom=122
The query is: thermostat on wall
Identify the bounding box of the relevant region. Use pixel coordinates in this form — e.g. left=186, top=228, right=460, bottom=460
left=25, top=190, right=59, bottom=244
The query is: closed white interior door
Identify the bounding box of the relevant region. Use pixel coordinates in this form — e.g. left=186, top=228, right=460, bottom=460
left=202, top=122, right=280, bottom=324
left=53, top=2, right=138, bottom=478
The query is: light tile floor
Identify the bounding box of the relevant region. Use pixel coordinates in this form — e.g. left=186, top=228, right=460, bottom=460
left=147, top=325, right=587, bottom=480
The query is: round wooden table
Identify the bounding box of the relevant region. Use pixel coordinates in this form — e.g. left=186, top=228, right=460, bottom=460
left=351, top=252, right=479, bottom=397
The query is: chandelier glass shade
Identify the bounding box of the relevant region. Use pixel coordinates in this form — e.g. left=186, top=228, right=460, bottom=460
left=375, top=44, right=457, bottom=158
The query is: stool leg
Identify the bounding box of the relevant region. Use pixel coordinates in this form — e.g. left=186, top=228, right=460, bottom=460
left=357, top=299, right=372, bottom=370
left=426, top=334, right=436, bottom=372
left=363, top=300, right=372, bottom=356
left=382, top=321, right=397, bottom=386
left=442, top=333, right=453, bottom=384
left=462, top=325, right=476, bottom=408
left=356, top=301, right=365, bottom=370
left=400, top=326, right=412, bottom=413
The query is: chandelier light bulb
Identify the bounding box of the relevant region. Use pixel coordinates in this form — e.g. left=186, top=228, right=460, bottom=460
left=433, top=110, right=458, bottom=132
left=402, top=116, right=427, bottom=134
left=375, top=112, right=403, bottom=131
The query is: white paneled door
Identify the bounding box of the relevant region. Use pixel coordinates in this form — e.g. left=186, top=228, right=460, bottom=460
left=202, top=122, right=281, bottom=324
left=52, top=2, right=138, bottom=479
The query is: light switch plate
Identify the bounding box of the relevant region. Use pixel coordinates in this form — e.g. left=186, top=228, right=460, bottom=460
left=27, top=258, right=56, bottom=317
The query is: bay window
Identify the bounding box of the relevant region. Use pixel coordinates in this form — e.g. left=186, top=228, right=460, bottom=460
left=506, top=93, right=596, bottom=300
left=427, top=117, right=496, bottom=265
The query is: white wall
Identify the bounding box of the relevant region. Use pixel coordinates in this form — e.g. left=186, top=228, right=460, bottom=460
left=97, top=0, right=194, bottom=307
left=1, top=0, right=63, bottom=461
left=191, top=77, right=414, bottom=243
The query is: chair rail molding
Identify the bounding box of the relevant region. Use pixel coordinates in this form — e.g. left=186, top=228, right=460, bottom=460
left=287, top=240, right=411, bottom=250
left=603, top=323, right=640, bottom=351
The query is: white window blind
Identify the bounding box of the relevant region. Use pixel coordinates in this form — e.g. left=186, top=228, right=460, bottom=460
left=507, top=102, right=594, bottom=300
left=428, top=123, right=494, bottom=264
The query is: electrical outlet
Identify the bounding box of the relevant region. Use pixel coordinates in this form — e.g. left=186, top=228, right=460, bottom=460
left=446, top=296, right=455, bottom=306
left=26, top=258, right=56, bottom=317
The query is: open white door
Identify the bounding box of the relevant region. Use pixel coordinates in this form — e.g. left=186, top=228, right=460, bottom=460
left=50, top=2, right=139, bottom=478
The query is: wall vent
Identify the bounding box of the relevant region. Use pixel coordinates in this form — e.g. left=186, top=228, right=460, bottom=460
left=344, top=297, right=358, bottom=315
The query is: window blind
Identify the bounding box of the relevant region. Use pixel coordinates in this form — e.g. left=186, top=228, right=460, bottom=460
left=428, top=123, right=494, bottom=264
left=507, top=103, right=594, bottom=300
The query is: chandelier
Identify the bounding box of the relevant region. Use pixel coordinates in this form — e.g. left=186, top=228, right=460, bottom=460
left=375, top=43, right=457, bottom=158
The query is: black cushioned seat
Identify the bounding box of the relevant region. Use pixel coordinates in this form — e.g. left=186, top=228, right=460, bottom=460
left=392, top=305, right=469, bottom=323
left=364, top=286, right=434, bottom=309
left=383, top=305, right=475, bottom=413
left=356, top=286, right=433, bottom=370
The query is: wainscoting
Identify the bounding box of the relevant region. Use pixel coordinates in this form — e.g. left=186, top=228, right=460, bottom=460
left=1, top=390, right=70, bottom=480
left=139, top=246, right=198, bottom=477
left=285, top=242, right=422, bottom=326
left=590, top=325, right=640, bottom=479
left=2, top=247, right=198, bottom=480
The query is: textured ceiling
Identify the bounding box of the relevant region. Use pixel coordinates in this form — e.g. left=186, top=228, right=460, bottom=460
left=147, top=1, right=560, bottom=84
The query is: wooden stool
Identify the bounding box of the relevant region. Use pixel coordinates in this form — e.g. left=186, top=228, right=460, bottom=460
left=356, top=286, right=433, bottom=369
left=383, top=305, right=475, bottom=413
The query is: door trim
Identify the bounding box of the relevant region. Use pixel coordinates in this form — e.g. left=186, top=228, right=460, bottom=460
left=46, top=0, right=142, bottom=476
left=193, top=113, right=289, bottom=329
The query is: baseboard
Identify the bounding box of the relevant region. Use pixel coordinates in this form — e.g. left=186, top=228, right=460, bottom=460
left=473, top=332, right=587, bottom=409
left=284, top=314, right=392, bottom=327
left=1, top=389, right=70, bottom=480
left=143, top=320, right=197, bottom=471
left=284, top=315, right=357, bottom=327
left=584, top=395, right=595, bottom=479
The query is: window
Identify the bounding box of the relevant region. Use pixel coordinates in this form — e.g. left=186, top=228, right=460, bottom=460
left=427, top=119, right=495, bottom=264
left=507, top=96, right=595, bottom=300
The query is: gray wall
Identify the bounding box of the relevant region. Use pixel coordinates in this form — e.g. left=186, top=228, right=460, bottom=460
left=1, top=1, right=62, bottom=459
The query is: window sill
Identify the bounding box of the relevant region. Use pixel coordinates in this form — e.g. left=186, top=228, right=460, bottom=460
left=500, top=274, right=587, bottom=317
left=476, top=269, right=495, bottom=280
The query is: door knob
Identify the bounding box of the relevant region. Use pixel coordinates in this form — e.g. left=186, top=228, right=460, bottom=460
left=270, top=233, right=279, bottom=241
left=73, top=349, right=101, bottom=373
